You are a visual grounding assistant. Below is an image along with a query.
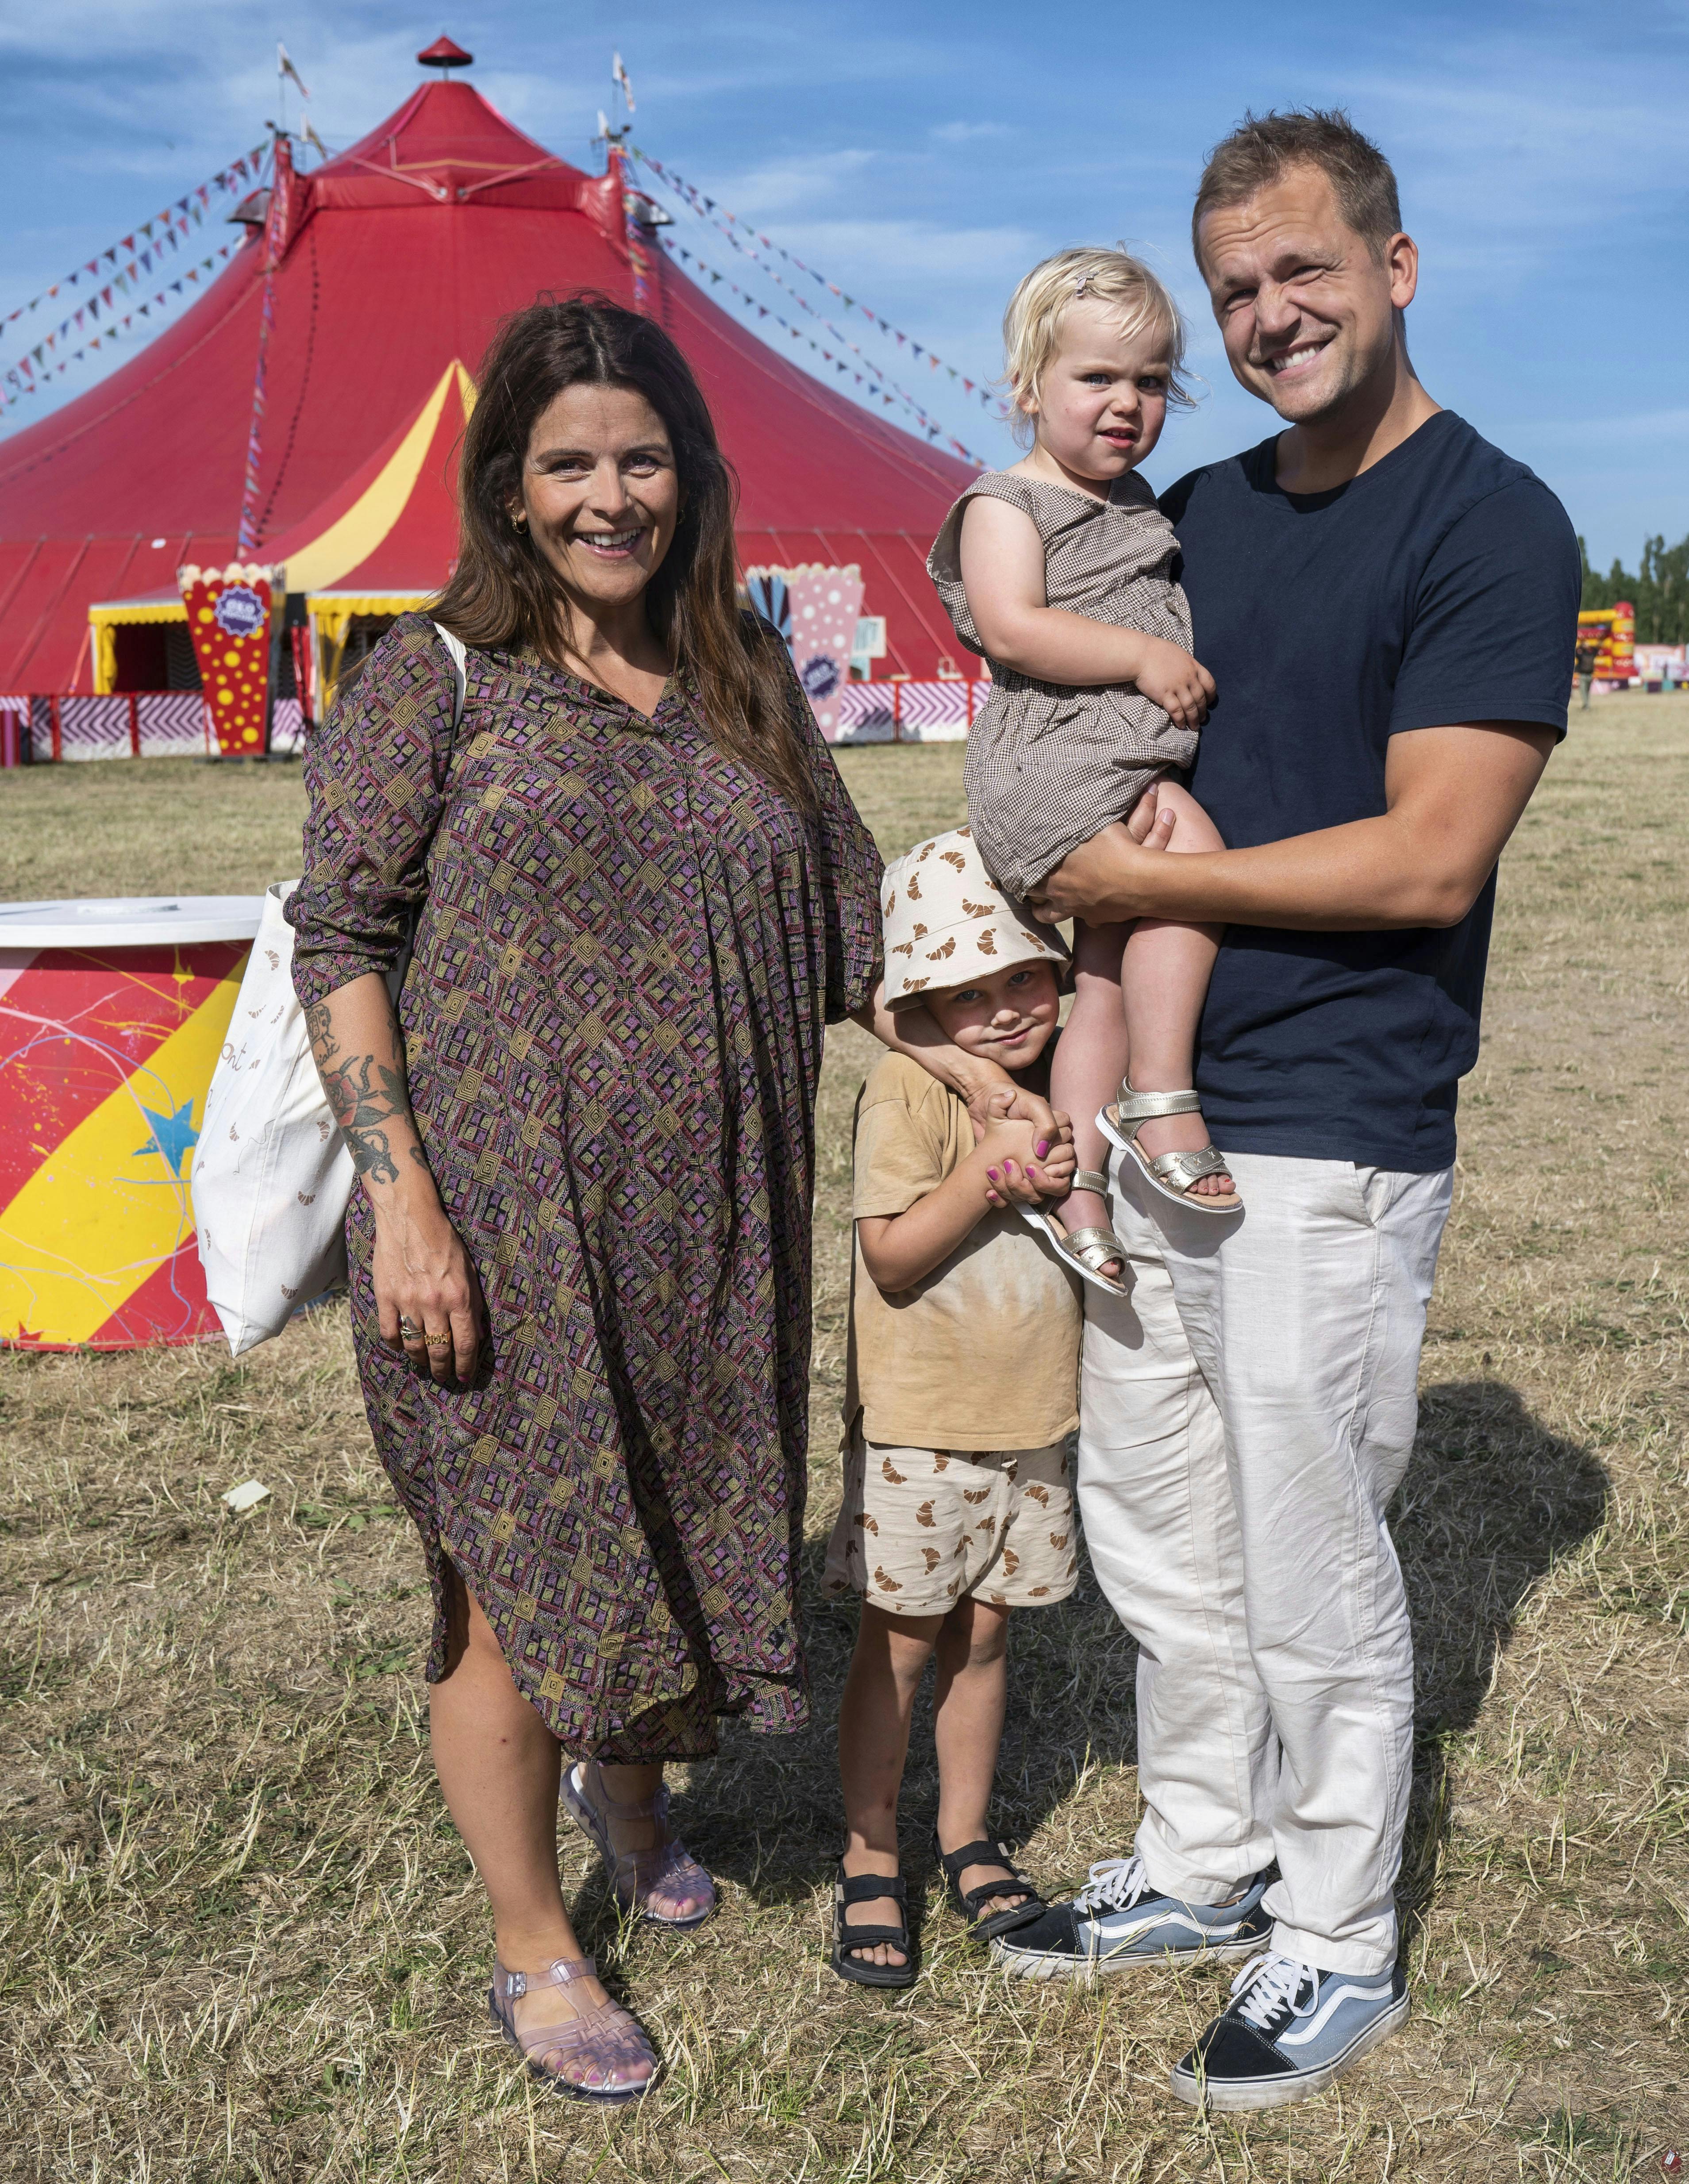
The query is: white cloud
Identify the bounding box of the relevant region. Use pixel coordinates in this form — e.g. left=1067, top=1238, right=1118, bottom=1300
left=931, top=120, right=1016, bottom=144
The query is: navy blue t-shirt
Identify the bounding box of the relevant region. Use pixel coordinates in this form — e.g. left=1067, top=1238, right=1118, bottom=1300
left=1160, top=410, right=1579, bottom=1172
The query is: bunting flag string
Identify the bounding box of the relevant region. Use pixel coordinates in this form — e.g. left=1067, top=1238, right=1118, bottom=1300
left=0, top=144, right=267, bottom=338
left=0, top=242, right=241, bottom=415
left=631, top=147, right=1008, bottom=427
left=0, top=214, right=250, bottom=387
left=658, top=233, right=983, bottom=461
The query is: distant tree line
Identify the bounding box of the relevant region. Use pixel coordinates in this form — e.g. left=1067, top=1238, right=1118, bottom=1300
left=1578, top=532, right=1689, bottom=644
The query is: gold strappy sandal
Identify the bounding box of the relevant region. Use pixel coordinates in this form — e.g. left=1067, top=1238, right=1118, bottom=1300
left=1099, top=1088, right=1243, bottom=1216
left=1016, top=1168, right=1128, bottom=1296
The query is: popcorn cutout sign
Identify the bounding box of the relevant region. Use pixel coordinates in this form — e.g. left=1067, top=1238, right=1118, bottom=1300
left=745, top=563, right=864, bottom=743
left=178, top=562, right=279, bottom=757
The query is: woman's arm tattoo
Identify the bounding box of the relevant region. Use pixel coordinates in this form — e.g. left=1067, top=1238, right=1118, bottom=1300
left=306, top=1005, right=419, bottom=1186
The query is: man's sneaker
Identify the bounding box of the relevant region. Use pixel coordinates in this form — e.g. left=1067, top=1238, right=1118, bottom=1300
left=1170, top=1950, right=1408, bottom=2111
left=991, top=1856, right=1272, bottom=1983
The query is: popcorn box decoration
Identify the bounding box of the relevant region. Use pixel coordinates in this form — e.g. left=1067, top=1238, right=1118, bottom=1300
left=178, top=562, right=280, bottom=757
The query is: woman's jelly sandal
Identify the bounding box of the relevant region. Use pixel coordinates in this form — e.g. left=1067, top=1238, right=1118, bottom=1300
left=561, top=1761, right=716, bottom=1930
left=489, top=1956, right=658, bottom=2103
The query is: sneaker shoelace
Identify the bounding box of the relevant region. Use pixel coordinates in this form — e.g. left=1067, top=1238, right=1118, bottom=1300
left=1073, top=1853, right=1152, bottom=1915
left=1230, top=1950, right=1320, bottom=2034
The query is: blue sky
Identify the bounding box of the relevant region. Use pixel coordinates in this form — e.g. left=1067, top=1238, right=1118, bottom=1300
left=2, top=0, right=1685, bottom=567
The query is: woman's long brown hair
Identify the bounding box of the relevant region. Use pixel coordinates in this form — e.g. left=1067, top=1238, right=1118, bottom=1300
left=433, top=294, right=816, bottom=812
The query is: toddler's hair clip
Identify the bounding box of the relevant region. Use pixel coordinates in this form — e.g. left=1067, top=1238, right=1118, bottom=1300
left=1073, top=272, right=1092, bottom=298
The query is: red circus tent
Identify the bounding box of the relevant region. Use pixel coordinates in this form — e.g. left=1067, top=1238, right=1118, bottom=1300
left=0, top=53, right=978, bottom=696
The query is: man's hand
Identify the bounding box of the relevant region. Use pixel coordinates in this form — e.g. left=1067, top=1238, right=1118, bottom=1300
left=1130, top=637, right=1217, bottom=732
left=1028, top=814, right=1173, bottom=924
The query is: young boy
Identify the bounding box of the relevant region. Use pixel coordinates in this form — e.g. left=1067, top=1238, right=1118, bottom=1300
left=824, top=826, right=1085, bottom=1987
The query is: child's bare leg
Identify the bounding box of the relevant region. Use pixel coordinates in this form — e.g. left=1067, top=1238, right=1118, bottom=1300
left=932, top=1596, right=1026, bottom=1921
left=1049, top=917, right=1131, bottom=1269
left=1122, top=781, right=1232, bottom=1198
left=838, top=1603, right=941, bottom=1967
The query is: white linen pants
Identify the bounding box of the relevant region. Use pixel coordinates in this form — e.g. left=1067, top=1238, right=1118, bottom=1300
left=1077, top=1151, right=1452, bottom=1975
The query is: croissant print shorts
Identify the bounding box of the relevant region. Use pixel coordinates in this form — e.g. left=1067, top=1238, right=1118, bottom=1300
left=824, top=1423, right=1078, bottom=1615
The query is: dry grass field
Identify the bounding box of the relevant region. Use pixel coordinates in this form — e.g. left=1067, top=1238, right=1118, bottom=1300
left=1, top=699, right=1685, bottom=2182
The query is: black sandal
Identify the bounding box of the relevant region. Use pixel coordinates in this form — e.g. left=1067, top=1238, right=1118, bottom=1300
left=933, top=1833, right=1049, bottom=1945
left=831, top=1861, right=920, bottom=1989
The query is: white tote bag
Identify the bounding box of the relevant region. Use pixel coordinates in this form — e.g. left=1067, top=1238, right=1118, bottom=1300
left=192, top=627, right=466, bottom=1354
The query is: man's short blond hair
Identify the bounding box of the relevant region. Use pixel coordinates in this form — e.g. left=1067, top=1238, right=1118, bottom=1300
left=1002, top=246, right=1192, bottom=444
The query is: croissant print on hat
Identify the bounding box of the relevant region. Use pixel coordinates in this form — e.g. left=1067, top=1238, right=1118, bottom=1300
left=879, top=826, right=1069, bottom=1005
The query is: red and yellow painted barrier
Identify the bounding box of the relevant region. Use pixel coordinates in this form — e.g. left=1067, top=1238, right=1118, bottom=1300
left=0, top=898, right=261, bottom=1347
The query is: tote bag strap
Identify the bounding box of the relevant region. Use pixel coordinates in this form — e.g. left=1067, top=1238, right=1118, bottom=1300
left=391, top=624, right=470, bottom=1000
left=431, top=621, right=468, bottom=742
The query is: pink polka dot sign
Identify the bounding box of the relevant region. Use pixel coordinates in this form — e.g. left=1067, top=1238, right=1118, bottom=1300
left=784, top=565, right=864, bottom=742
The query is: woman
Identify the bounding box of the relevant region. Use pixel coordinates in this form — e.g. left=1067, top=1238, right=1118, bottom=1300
left=288, top=296, right=899, bottom=2102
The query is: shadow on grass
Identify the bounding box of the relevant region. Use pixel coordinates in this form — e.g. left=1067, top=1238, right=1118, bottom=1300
left=671, top=1457, right=1139, bottom=1914
left=669, top=1376, right=1606, bottom=1949
left=1393, top=1377, right=1608, bottom=1943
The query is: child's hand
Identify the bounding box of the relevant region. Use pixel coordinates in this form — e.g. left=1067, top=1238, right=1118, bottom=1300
left=1130, top=636, right=1216, bottom=731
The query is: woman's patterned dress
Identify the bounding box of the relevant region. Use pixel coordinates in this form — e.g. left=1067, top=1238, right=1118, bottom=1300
left=288, top=615, right=882, bottom=1760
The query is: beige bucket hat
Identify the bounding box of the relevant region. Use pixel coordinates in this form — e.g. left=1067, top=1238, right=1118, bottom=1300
left=881, top=825, right=1070, bottom=1007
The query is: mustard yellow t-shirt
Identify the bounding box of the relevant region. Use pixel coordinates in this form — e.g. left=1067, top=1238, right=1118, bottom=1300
left=843, top=1052, right=1082, bottom=1451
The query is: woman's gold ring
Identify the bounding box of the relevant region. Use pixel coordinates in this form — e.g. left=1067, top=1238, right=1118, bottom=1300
left=423, top=1332, right=453, bottom=1348
left=399, top=1317, right=422, bottom=1337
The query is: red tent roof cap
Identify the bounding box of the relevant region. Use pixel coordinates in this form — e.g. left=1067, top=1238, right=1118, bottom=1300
left=418, top=35, right=473, bottom=68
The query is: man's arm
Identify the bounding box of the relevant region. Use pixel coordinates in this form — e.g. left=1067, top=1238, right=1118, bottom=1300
left=1025, top=722, right=1555, bottom=932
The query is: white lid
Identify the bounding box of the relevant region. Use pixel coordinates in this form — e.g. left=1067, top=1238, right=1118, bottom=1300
left=0, top=895, right=265, bottom=948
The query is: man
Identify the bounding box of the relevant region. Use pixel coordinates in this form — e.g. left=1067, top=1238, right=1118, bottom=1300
left=996, top=111, right=1579, bottom=2111
left=1575, top=638, right=1598, bottom=708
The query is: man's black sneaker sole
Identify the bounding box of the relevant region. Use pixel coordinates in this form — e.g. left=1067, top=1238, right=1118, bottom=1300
left=991, top=1929, right=1268, bottom=1983
left=1168, top=1990, right=1409, bottom=2110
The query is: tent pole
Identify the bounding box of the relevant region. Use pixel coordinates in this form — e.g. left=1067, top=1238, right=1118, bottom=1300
left=237, top=134, right=294, bottom=558
left=608, top=145, right=650, bottom=314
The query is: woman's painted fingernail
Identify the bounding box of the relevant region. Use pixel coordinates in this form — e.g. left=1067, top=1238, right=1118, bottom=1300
left=987, top=1167, right=999, bottom=1180
left=1035, top=1139, right=1050, bottom=1158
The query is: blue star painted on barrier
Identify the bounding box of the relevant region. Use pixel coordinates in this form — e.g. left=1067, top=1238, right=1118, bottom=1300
left=133, top=1098, right=200, bottom=1173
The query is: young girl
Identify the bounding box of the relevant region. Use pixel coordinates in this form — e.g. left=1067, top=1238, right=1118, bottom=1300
left=927, top=246, right=1240, bottom=1289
